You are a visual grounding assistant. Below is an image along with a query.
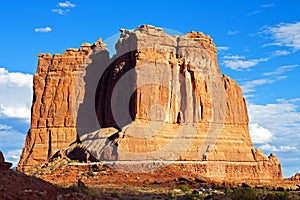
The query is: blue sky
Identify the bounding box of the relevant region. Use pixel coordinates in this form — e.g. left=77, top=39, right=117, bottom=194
left=0, top=1, right=299, bottom=177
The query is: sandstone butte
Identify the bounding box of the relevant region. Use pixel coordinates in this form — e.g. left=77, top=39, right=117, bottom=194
left=17, top=25, right=282, bottom=182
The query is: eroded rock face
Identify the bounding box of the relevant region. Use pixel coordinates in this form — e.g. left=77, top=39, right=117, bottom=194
left=291, top=173, right=300, bottom=181
left=18, top=25, right=282, bottom=182
left=18, top=39, right=109, bottom=168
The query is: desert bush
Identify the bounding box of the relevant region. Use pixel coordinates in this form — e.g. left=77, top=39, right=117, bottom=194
left=231, top=188, right=257, bottom=200
left=176, top=194, right=204, bottom=200
left=273, top=190, right=291, bottom=200
left=179, top=185, right=191, bottom=192
left=224, top=187, right=233, bottom=195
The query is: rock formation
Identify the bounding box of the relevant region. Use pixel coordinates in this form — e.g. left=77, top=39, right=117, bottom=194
left=291, top=173, right=300, bottom=182
left=18, top=25, right=282, bottom=182
left=0, top=151, right=12, bottom=170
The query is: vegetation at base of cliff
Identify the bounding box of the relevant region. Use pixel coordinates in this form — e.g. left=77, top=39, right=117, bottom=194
left=171, top=186, right=300, bottom=200
left=69, top=184, right=98, bottom=197
left=179, top=185, right=191, bottom=192
left=201, top=187, right=298, bottom=200
left=85, top=185, right=300, bottom=200
left=22, top=158, right=300, bottom=200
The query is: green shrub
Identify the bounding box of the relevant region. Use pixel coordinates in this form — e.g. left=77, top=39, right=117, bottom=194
left=68, top=159, right=79, bottom=163
left=274, top=190, right=290, bottom=200
left=231, top=188, right=257, bottom=200
left=179, top=185, right=191, bottom=192
left=224, top=187, right=233, bottom=194
left=264, top=193, right=276, bottom=200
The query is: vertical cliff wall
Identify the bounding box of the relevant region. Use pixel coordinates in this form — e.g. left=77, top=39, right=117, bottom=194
left=18, top=25, right=282, bottom=182
left=18, top=39, right=109, bottom=167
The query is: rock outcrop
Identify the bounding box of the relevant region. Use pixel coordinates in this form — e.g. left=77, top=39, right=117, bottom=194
left=18, top=25, right=282, bottom=182
left=291, top=173, right=300, bottom=182
left=0, top=151, right=12, bottom=170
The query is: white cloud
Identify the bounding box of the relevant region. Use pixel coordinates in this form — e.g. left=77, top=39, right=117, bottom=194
left=0, top=126, right=26, bottom=167
left=217, top=46, right=230, bottom=51
left=0, top=105, right=31, bottom=119
left=262, top=22, right=300, bottom=50
left=249, top=123, right=273, bottom=144
left=277, top=98, right=300, bottom=104
left=248, top=4, right=274, bottom=16
left=58, top=1, right=76, bottom=8
left=222, top=55, right=268, bottom=71
left=0, top=124, right=12, bottom=130
left=224, top=59, right=258, bottom=70
left=52, top=1, right=75, bottom=15
left=6, top=149, right=22, bottom=166
left=0, top=68, right=33, bottom=121
left=261, top=4, right=274, bottom=8
left=241, top=76, right=286, bottom=94
left=223, top=55, right=245, bottom=59
left=241, top=79, right=269, bottom=93
left=247, top=10, right=263, bottom=16
left=262, top=42, right=282, bottom=48
left=0, top=68, right=32, bottom=87
left=248, top=101, right=300, bottom=146
left=52, top=9, right=69, bottom=15
left=35, top=27, right=52, bottom=33
left=240, top=64, right=297, bottom=94
left=259, top=144, right=297, bottom=152
left=248, top=100, right=300, bottom=172
left=263, top=64, right=298, bottom=76
left=272, top=50, right=290, bottom=56
left=227, top=30, right=238, bottom=35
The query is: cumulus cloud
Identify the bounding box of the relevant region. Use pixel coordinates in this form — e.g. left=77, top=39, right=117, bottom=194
left=249, top=123, right=273, bottom=144
left=35, top=27, right=52, bottom=33
left=0, top=68, right=33, bottom=121
left=0, top=105, right=31, bottom=119
left=248, top=101, right=300, bottom=147
left=259, top=144, right=297, bottom=152
left=262, top=22, right=300, bottom=50
left=222, top=55, right=268, bottom=71
left=0, top=67, right=31, bottom=166
left=248, top=100, right=300, bottom=175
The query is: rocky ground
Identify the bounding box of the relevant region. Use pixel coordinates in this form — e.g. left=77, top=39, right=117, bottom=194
left=12, top=157, right=299, bottom=199
left=1, top=155, right=300, bottom=199
left=23, top=157, right=221, bottom=188
left=0, top=168, right=115, bottom=200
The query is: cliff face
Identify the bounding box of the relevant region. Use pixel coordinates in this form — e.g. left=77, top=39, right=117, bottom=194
left=18, top=39, right=109, bottom=167
left=18, top=25, right=282, bottom=182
